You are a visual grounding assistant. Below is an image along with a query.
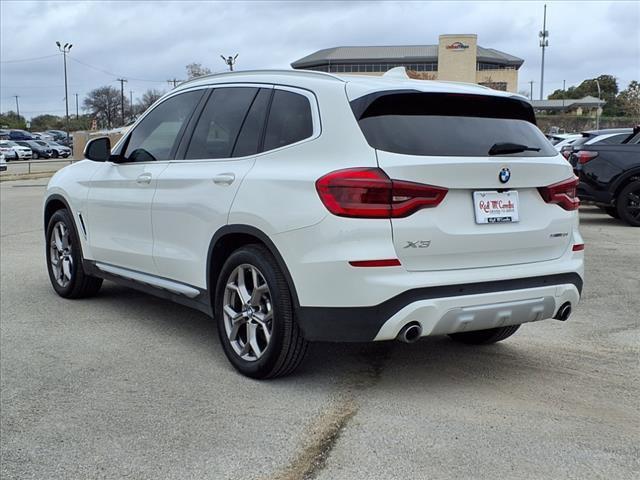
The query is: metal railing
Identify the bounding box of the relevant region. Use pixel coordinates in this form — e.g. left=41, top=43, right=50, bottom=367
left=2, top=158, right=77, bottom=175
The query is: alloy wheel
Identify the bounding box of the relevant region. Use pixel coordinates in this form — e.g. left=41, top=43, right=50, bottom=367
left=622, top=187, right=640, bottom=221
left=222, top=264, right=273, bottom=361
left=49, top=221, right=73, bottom=287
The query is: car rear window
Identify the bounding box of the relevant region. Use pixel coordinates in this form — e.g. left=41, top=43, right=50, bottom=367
left=350, top=91, right=556, bottom=157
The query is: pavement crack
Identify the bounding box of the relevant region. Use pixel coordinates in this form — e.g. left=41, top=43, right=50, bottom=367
left=269, top=344, right=392, bottom=480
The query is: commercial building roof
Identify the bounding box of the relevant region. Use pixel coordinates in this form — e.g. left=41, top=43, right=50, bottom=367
left=291, top=45, right=524, bottom=69
left=531, top=96, right=606, bottom=110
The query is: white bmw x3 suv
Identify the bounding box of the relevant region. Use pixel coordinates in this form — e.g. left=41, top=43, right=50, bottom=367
left=44, top=69, right=584, bottom=378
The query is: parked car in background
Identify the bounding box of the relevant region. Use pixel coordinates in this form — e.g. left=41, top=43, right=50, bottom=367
left=553, top=134, right=581, bottom=151
left=33, top=132, right=55, bottom=141
left=0, top=129, right=9, bottom=140
left=0, top=153, right=6, bottom=172
left=46, top=130, right=72, bottom=147
left=547, top=133, right=577, bottom=146
left=570, top=128, right=640, bottom=226
left=8, top=129, right=34, bottom=141
left=43, top=70, right=584, bottom=378
left=42, top=140, right=72, bottom=158
left=0, top=140, right=32, bottom=160
left=15, top=140, right=53, bottom=159
left=560, top=128, right=633, bottom=159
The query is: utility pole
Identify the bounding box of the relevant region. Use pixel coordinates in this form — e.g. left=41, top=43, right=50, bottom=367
left=14, top=95, right=20, bottom=118
left=167, top=78, right=180, bottom=88
left=117, top=78, right=127, bottom=126
left=220, top=54, right=238, bottom=71
left=75, top=93, right=79, bottom=118
left=529, top=81, right=534, bottom=100
left=538, top=4, right=549, bottom=100
left=56, top=41, right=72, bottom=140
left=595, top=79, right=601, bottom=130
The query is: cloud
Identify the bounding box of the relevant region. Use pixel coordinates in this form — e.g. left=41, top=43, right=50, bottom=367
left=1, top=0, right=638, bottom=118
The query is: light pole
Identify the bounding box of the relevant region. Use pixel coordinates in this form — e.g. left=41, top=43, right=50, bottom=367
left=14, top=95, right=20, bottom=118
left=595, top=79, right=601, bottom=130
left=75, top=93, right=79, bottom=118
left=220, top=54, right=238, bottom=71
left=56, top=41, right=72, bottom=140
left=538, top=4, right=549, bottom=100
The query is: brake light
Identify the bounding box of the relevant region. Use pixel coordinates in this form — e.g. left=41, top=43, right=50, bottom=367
left=538, top=177, right=580, bottom=211
left=315, top=168, right=447, bottom=218
left=572, top=244, right=585, bottom=252
left=576, top=151, right=598, bottom=164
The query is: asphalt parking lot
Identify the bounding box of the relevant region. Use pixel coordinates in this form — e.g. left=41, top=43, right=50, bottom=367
left=1, top=179, right=638, bottom=480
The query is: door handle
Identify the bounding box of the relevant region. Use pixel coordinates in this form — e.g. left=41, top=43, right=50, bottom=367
left=136, top=173, right=152, bottom=185
left=212, top=173, right=236, bottom=185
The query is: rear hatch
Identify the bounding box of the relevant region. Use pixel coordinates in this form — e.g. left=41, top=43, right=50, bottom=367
left=350, top=90, right=577, bottom=271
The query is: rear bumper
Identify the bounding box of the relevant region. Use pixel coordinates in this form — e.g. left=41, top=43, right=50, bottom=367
left=296, top=273, right=582, bottom=342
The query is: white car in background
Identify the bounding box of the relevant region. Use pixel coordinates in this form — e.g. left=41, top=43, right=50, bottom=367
left=0, top=153, right=6, bottom=172
left=0, top=141, right=32, bottom=160
left=553, top=134, right=582, bottom=151
left=43, top=69, right=584, bottom=378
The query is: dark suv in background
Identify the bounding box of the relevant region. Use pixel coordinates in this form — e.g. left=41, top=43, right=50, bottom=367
left=15, top=140, right=53, bottom=159
left=570, top=127, right=640, bottom=226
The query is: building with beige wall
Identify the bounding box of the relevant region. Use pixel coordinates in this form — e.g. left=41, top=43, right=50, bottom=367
left=291, top=34, right=523, bottom=93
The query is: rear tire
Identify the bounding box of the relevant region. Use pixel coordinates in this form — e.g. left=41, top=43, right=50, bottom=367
left=448, top=325, right=520, bottom=345
left=215, top=244, right=308, bottom=379
left=32, top=152, right=39, bottom=159
left=616, top=181, right=640, bottom=227
left=46, top=209, right=103, bottom=298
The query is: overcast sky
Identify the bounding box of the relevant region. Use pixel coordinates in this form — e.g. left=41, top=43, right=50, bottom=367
left=1, top=0, right=638, bottom=120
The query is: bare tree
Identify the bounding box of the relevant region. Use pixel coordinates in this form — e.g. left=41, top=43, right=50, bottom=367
left=83, top=86, right=128, bottom=129
left=138, top=89, right=165, bottom=113
left=185, top=63, right=212, bottom=80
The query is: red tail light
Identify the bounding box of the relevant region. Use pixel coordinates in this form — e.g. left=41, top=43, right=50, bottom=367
left=576, top=151, right=598, bottom=164
left=538, top=177, right=580, bottom=211
left=572, top=244, right=585, bottom=252
left=349, top=259, right=401, bottom=267
left=316, top=168, right=447, bottom=218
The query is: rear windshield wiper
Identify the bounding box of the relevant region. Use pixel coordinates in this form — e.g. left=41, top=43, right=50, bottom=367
left=489, top=142, right=541, bottom=155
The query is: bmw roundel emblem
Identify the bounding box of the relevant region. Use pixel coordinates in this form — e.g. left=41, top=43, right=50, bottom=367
left=499, top=167, right=511, bottom=184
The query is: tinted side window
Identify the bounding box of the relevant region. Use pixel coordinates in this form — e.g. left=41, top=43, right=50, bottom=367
left=124, top=90, right=202, bottom=162
left=597, top=133, right=630, bottom=145
left=263, top=90, right=313, bottom=151
left=186, top=87, right=258, bottom=160
left=232, top=89, right=272, bottom=158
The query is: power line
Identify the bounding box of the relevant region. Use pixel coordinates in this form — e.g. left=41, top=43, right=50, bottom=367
left=0, top=54, right=60, bottom=64
left=67, top=55, right=166, bottom=83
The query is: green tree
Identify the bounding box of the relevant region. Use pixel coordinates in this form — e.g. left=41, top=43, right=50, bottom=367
left=618, top=80, right=640, bottom=121
left=0, top=110, right=27, bottom=129
left=30, top=114, right=63, bottom=131
left=549, top=75, right=620, bottom=115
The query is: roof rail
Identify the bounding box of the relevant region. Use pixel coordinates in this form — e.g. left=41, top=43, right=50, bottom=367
left=178, top=69, right=345, bottom=88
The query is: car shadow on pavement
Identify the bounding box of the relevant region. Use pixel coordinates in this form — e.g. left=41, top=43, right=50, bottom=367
left=88, top=281, right=554, bottom=389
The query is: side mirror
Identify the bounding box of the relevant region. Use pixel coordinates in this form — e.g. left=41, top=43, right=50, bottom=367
left=84, top=137, right=111, bottom=162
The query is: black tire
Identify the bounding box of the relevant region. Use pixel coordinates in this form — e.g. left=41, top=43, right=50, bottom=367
left=448, top=325, right=520, bottom=345
left=46, top=209, right=103, bottom=298
left=615, top=181, right=640, bottom=227
left=51, top=150, right=59, bottom=158
left=215, top=244, right=308, bottom=379
left=32, top=152, right=38, bottom=159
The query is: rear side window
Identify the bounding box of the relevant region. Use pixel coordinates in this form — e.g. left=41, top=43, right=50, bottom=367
left=186, top=87, right=258, bottom=160
left=263, top=90, right=313, bottom=151
left=351, top=91, right=557, bottom=157
left=232, top=88, right=272, bottom=158
left=595, top=133, right=630, bottom=145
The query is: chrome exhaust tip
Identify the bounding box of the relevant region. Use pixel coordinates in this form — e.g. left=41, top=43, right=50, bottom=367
left=397, top=322, right=423, bottom=343
left=554, top=302, right=572, bottom=321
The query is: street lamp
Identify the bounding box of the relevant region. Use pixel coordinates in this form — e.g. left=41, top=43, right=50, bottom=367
left=56, top=41, right=72, bottom=142
left=595, top=79, right=601, bottom=130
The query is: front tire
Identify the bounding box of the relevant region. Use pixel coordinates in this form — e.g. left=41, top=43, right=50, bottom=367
left=215, top=245, right=308, bottom=379
left=616, top=181, right=640, bottom=227
left=448, top=325, right=520, bottom=345
left=46, top=209, right=103, bottom=298
left=32, top=152, right=38, bottom=159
